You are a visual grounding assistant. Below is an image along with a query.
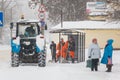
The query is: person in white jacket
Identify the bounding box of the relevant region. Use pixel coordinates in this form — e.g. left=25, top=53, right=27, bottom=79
left=88, top=38, right=101, bottom=71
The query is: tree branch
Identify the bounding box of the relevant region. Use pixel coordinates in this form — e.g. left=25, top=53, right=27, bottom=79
left=4, top=0, right=12, bottom=10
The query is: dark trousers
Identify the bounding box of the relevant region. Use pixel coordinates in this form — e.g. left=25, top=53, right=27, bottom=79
left=52, top=54, right=56, bottom=62
left=66, top=52, right=74, bottom=63
left=91, top=59, right=99, bottom=71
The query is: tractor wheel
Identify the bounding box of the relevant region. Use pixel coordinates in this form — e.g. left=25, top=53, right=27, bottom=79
left=38, top=51, right=46, bottom=67
left=11, top=53, right=19, bottom=67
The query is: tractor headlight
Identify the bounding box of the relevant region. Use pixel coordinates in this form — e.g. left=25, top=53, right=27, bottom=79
left=23, top=41, right=30, bottom=45
left=22, top=47, right=24, bottom=49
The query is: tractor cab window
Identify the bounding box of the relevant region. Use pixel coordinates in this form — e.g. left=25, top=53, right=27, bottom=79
left=18, top=23, right=38, bottom=38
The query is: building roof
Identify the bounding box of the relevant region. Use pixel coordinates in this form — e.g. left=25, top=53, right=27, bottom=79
left=51, top=21, right=120, bottom=30
left=50, top=28, right=85, bottom=33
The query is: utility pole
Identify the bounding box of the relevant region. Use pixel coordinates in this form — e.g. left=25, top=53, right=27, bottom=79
left=61, top=0, right=63, bottom=28
left=61, top=10, right=63, bottom=28
left=41, top=0, right=43, bottom=4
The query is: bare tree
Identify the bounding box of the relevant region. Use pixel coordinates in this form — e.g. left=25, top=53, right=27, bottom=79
left=106, top=0, right=120, bottom=21
left=0, top=0, right=17, bottom=44
left=45, top=0, right=87, bottom=26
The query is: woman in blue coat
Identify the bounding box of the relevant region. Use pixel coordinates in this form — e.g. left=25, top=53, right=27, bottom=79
left=101, top=39, right=114, bottom=72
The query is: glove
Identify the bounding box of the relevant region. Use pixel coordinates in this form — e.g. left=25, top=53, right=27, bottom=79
left=88, top=56, right=91, bottom=58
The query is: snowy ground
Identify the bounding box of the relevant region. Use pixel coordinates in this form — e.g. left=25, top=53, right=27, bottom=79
left=0, top=45, right=120, bottom=80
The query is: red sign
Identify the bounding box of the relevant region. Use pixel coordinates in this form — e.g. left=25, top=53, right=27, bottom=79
left=38, top=4, right=46, bottom=12
left=38, top=12, right=45, bottom=20
left=38, top=4, right=46, bottom=20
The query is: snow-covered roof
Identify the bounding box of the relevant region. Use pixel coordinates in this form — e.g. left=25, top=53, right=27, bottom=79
left=51, top=21, right=120, bottom=30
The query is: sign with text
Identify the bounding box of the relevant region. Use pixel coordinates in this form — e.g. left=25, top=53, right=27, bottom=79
left=0, top=12, right=4, bottom=27
left=86, top=2, right=107, bottom=16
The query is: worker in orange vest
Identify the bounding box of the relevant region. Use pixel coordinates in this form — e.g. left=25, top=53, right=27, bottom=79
left=56, top=38, right=65, bottom=62
left=62, top=40, right=69, bottom=60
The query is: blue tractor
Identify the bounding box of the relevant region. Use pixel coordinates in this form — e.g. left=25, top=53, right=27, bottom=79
left=10, top=20, right=47, bottom=67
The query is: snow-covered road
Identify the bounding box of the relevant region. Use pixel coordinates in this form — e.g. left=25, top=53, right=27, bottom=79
left=0, top=45, right=120, bottom=80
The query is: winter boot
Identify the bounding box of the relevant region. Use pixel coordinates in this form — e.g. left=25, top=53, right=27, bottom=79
left=106, top=65, right=112, bottom=72
left=108, top=65, right=112, bottom=72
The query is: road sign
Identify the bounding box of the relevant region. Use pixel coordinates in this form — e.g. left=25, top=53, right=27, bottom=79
left=38, top=4, right=46, bottom=12
left=38, top=4, right=46, bottom=20
left=38, top=12, right=45, bottom=20
left=0, top=12, right=4, bottom=27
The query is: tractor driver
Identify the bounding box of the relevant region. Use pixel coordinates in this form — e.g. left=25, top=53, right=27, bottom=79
left=24, top=24, right=36, bottom=37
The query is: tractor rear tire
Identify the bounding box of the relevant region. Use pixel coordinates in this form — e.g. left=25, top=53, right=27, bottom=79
left=38, top=51, right=46, bottom=67
left=11, top=53, right=19, bottom=67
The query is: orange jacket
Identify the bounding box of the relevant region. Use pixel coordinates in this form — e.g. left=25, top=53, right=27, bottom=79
left=56, top=41, right=65, bottom=50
